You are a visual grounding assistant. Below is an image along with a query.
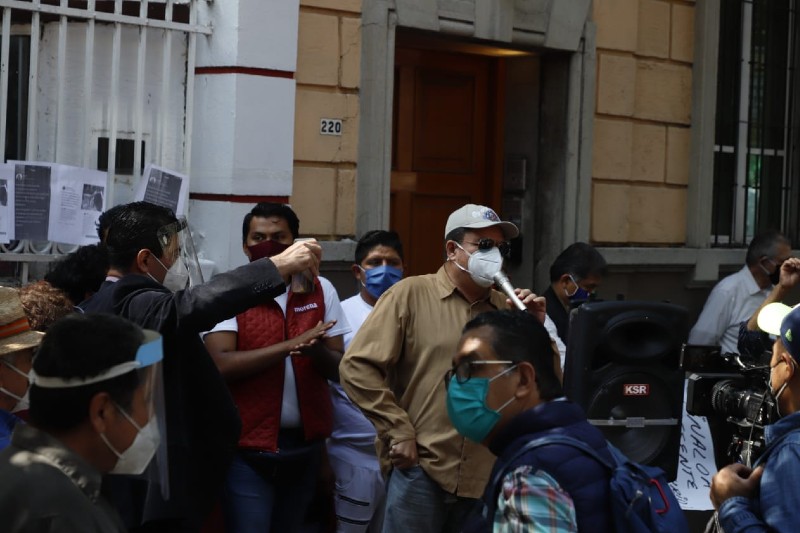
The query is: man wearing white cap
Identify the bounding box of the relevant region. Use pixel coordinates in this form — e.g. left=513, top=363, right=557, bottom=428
left=710, top=301, right=800, bottom=532
left=340, top=204, right=554, bottom=533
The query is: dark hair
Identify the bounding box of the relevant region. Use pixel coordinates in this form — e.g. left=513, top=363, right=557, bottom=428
left=746, top=230, right=790, bottom=266
left=354, top=230, right=404, bottom=265
left=445, top=228, right=466, bottom=245
left=44, top=244, right=110, bottom=305
left=29, top=313, right=145, bottom=432
left=18, top=281, right=75, bottom=331
left=96, top=204, right=126, bottom=242
left=549, top=242, right=608, bottom=282
left=463, top=310, right=563, bottom=400
left=242, top=203, right=300, bottom=244
left=103, top=202, right=177, bottom=271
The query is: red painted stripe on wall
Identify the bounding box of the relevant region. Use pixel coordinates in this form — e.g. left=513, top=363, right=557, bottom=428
left=194, top=66, right=295, bottom=79
left=189, top=193, right=290, bottom=204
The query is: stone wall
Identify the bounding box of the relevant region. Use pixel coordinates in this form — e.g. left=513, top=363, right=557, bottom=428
left=291, top=0, right=361, bottom=238
left=591, top=0, right=695, bottom=244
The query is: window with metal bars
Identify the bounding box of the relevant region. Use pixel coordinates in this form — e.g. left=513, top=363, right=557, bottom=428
left=712, top=0, right=797, bottom=246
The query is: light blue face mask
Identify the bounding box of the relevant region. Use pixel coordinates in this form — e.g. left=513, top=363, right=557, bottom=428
left=359, top=264, right=403, bottom=300
left=446, top=365, right=517, bottom=443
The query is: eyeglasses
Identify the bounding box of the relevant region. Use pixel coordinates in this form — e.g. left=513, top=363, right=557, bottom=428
left=444, top=360, right=516, bottom=388
left=462, top=238, right=512, bottom=258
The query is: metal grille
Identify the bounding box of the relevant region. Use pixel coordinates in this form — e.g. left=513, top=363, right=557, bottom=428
left=0, top=0, right=210, bottom=283
left=712, top=0, right=797, bottom=246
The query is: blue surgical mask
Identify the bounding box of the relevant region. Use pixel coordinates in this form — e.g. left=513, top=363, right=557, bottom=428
left=359, top=265, right=402, bottom=300
left=565, top=274, right=590, bottom=302
left=446, top=366, right=517, bottom=443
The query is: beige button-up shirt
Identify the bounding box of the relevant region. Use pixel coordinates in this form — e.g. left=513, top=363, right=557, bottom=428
left=340, top=265, right=509, bottom=498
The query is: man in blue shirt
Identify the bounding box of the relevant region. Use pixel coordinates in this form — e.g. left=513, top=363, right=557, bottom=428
left=711, top=302, right=800, bottom=532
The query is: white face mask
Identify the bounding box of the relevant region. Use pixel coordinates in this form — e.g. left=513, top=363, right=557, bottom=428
left=452, top=243, right=503, bottom=288
left=769, top=358, right=796, bottom=418
left=150, top=255, right=190, bottom=293
left=101, top=405, right=160, bottom=475
left=0, top=359, right=30, bottom=412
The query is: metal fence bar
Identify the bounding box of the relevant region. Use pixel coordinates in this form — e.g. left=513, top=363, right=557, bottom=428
left=181, top=0, right=197, bottom=212
left=54, top=0, right=68, bottom=161
left=734, top=0, right=754, bottom=243
left=0, top=1, right=211, bottom=35
left=25, top=1, right=39, bottom=159
left=106, top=0, right=122, bottom=204
left=82, top=0, right=95, bottom=167
left=133, top=0, right=148, bottom=179
left=0, top=8, right=12, bottom=160
left=157, top=0, right=174, bottom=167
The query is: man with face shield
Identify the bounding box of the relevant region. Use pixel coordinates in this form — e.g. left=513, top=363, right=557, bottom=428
left=79, top=201, right=322, bottom=532
left=710, top=302, right=800, bottom=532
left=0, top=313, right=163, bottom=532
left=0, top=287, right=44, bottom=449
left=340, top=204, right=557, bottom=533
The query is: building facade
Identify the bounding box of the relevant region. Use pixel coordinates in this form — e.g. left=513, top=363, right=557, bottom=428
left=2, top=0, right=799, bottom=317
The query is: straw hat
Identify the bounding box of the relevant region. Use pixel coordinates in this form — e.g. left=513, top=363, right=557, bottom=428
left=0, top=286, right=44, bottom=357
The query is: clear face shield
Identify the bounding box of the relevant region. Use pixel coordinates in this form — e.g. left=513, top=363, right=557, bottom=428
left=156, top=217, right=205, bottom=292
left=30, top=330, right=170, bottom=499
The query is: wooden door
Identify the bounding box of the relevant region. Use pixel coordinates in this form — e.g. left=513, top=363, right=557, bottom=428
left=391, top=45, right=503, bottom=276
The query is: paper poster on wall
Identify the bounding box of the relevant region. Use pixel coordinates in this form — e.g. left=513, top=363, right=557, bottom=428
left=14, top=163, right=52, bottom=241
left=669, top=385, right=718, bottom=511
left=134, top=164, right=187, bottom=215
left=0, top=164, right=15, bottom=243
left=11, top=161, right=106, bottom=245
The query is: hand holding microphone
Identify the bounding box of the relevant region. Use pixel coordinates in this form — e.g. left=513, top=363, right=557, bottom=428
left=493, top=271, right=526, bottom=311
left=493, top=271, right=547, bottom=323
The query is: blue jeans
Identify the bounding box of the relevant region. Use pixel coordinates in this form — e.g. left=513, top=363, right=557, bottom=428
left=382, top=465, right=477, bottom=533
left=222, top=438, right=323, bottom=533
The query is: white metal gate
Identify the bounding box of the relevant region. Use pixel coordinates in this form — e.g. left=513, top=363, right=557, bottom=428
left=0, top=0, right=210, bottom=282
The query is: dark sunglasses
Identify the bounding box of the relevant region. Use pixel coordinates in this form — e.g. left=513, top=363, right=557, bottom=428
left=463, top=238, right=512, bottom=258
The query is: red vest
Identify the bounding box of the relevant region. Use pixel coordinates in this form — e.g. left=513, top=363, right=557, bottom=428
left=231, top=280, right=332, bottom=451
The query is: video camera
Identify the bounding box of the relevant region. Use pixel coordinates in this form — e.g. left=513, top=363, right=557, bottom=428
left=681, top=344, right=777, bottom=467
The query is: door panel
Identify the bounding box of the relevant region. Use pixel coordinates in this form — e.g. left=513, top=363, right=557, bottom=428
left=391, top=45, right=499, bottom=276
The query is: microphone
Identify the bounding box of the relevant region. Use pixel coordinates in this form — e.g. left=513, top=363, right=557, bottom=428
left=493, top=271, right=526, bottom=311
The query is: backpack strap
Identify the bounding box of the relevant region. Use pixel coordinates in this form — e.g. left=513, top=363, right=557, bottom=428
left=483, top=435, right=616, bottom=524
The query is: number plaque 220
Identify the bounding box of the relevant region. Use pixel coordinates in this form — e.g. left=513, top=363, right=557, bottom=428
left=320, top=118, right=343, bottom=136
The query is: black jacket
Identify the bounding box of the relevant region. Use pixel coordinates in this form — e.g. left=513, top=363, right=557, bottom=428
left=80, top=258, right=286, bottom=532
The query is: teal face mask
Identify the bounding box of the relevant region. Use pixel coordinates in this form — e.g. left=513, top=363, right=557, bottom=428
left=446, top=365, right=517, bottom=443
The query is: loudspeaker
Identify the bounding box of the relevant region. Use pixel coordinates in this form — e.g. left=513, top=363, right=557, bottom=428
left=564, top=301, right=688, bottom=481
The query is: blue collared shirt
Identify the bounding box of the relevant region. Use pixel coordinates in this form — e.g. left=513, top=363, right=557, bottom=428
left=719, top=411, right=800, bottom=532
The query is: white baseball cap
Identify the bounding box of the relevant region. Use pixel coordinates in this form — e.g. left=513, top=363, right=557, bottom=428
left=444, top=204, right=519, bottom=240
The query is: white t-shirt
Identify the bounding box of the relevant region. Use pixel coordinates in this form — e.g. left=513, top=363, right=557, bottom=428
left=688, top=266, right=771, bottom=354
left=206, top=276, right=350, bottom=427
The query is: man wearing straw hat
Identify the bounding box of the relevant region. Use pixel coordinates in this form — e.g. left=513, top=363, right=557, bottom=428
left=0, top=286, right=44, bottom=450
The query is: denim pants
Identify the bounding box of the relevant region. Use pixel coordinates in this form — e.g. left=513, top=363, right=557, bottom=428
left=382, top=465, right=477, bottom=533
left=222, top=435, right=323, bottom=533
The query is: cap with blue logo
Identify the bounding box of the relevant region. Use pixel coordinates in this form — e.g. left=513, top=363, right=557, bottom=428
left=757, top=302, right=800, bottom=360
left=444, top=204, right=519, bottom=240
